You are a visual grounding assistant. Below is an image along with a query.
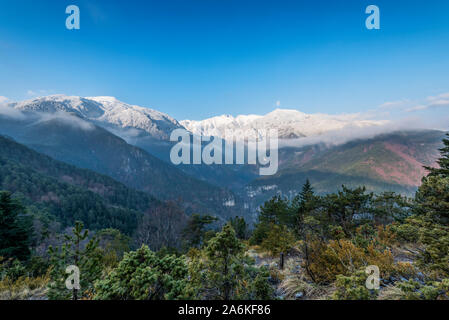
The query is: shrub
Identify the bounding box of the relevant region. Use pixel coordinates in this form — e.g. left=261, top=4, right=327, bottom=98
left=332, top=269, right=378, bottom=300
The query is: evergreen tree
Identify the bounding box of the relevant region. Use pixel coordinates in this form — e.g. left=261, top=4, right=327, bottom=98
left=261, top=224, right=295, bottom=257
left=371, top=191, right=411, bottom=224
left=323, top=186, right=372, bottom=236
left=294, top=179, right=319, bottom=236
left=0, top=191, right=31, bottom=261
left=188, top=224, right=271, bottom=300
left=250, top=195, right=290, bottom=245
left=426, top=133, right=449, bottom=177
left=229, top=216, right=249, bottom=240
left=48, top=221, right=102, bottom=300
left=204, top=224, right=245, bottom=300
left=182, top=214, right=217, bottom=248
left=414, top=175, right=449, bottom=225
left=95, top=245, right=190, bottom=300
left=259, top=195, right=290, bottom=225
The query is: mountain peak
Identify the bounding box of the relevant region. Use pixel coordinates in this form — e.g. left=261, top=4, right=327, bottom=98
left=11, top=95, right=183, bottom=140
left=182, top=108, right=387, bottom=140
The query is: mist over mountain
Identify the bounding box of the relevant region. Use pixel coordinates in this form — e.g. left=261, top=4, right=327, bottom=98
left=0, top=100, right=246, bottom=221
left=181, top=108, right=388, bottom=140
left=1, top=95, right=445, bottom=222
left=8, top=95, right=183, bottom=140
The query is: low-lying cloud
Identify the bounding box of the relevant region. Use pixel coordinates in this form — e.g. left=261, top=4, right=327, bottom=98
left=34, top=111, right=95, bottom=131
left=0, top=103, right=94, bottom=131
left=278, top=116, right=445, bottom=149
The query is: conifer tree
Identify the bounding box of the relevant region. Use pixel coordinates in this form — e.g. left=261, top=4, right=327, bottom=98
left=0, top=191, right=31, bottom=261
left=94, top=245, right=190, bottom=300
left=426, top=133, right=449, bottom=177
left=182, top=214, right=217, bottom=248
left=229, top=216, right=249, bottom=239
left=48, top=221, right=102, bottom=300
left=204, top=224, right=245, bottom=300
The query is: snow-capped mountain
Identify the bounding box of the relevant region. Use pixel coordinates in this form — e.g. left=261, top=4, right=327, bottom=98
left=9, top=95, right=389, bottom=142
left=10, top=95, right=183, bottom=140
left=181, top=109, right=388, bottom=140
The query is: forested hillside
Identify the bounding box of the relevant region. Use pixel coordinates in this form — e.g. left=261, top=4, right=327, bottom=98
left=0, top=115, right=246, bottom=221
left=1, top=133, right=448, bottom=301
left=0, top=135, right=160, bottom=234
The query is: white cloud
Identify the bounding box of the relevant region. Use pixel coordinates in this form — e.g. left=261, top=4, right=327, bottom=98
left=427, top=92, right=449, bottom=101
left=36, top=111, right=95, bottom=131
left=278, top=117, right=440, bottom=149
left=0, top=105, right=26, bottom=119
left=406, top=93, right=449, bottom=112
left=378, top=99, right=409, bottom=109
left=0, top=96, right=9, bottom=104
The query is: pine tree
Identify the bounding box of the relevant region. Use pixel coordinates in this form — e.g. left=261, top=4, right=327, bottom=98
left=261, top=224, right=295, bottom=258
left=0, top=191, right=31, bottom=261
left=182, top=214, right=217, bottom=248
left=300, top=179, right=314, bottom=203
left=94, top=245, right=190, bottom=300
left=259, top=195, right=289, bottom=225
left=294, top=179, right=319, bottom=236
left=187, top=224, right=273, bottom=300
left=229, top=216, right=249, bottom=240
left=426, top=133, right=449, bottom=177
left=204, top=224, right=245, bottom=300
left=48, top=221, right=102, bottom=300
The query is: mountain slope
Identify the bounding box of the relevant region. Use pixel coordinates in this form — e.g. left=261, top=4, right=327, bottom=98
left=245, top=130, right=445, bottom=211
left=0, top=135, right=161, bottom=234
left=10, top=95, right=183, bottom=140
left=0, top=113, right=246, bottom=220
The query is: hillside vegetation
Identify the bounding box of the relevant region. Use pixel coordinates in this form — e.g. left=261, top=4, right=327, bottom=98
left=1, top=134, right=448, bottom=300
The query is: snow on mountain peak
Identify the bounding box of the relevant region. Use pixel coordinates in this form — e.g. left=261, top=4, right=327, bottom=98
left=181, top=108, right=388, bottom=140
left=11, top=95, right=183, bottom=140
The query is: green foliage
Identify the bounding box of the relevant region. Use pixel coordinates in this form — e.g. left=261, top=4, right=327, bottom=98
left=332, top=269, right=378, bottom=300
left=249, top=267, right=274, bottom=300
left=249, top=221, right=271, bottom=246
left=414, top=175, right=449, bottom=225
left=322, top=186, right=373, bottom=237
left=203, top=224, right=245, bottom=300
left=96, top=228, right=131, bottom=268
left=0, top=136, right=164, bottom=235
left=391, top=278, right=449, bottom=300
left=371, top=192, right=412, bottom=223
left=229, top=216, right=249, bottom=240
left=397, top=216, right=449, bottom=277
left=0, top=191, right=32, bottom=261
left=0, top=258, right=26, bottom=282
left=94, top=245, right=190, bottom=300
left=188, top=224, right=272, bottom=300
left=260, top=224, right=295, bottom=257
left=48, top=221, right=102, bottom=300
left=426, top=133, right=449, bottom=177
left=259, top=195, right=290, bottom=226
left=182, top=214, right=217, bottom=248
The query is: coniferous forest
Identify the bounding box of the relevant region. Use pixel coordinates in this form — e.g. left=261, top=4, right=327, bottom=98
left=1, top=133, right=448, bottom=301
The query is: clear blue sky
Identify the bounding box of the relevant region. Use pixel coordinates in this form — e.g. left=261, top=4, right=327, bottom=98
left=1, top=0, right=449, bottom=120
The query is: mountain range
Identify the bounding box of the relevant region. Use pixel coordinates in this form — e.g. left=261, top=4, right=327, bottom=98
left=181, top=108, right=388, bottom=140
left=0, top=95, right=445, bottom=223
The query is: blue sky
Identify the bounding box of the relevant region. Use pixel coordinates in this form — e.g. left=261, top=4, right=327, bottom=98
left=1, top=0, right=449, bottom=122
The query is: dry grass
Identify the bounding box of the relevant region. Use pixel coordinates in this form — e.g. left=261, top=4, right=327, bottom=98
left=0, top=274, right=49, bottom=300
